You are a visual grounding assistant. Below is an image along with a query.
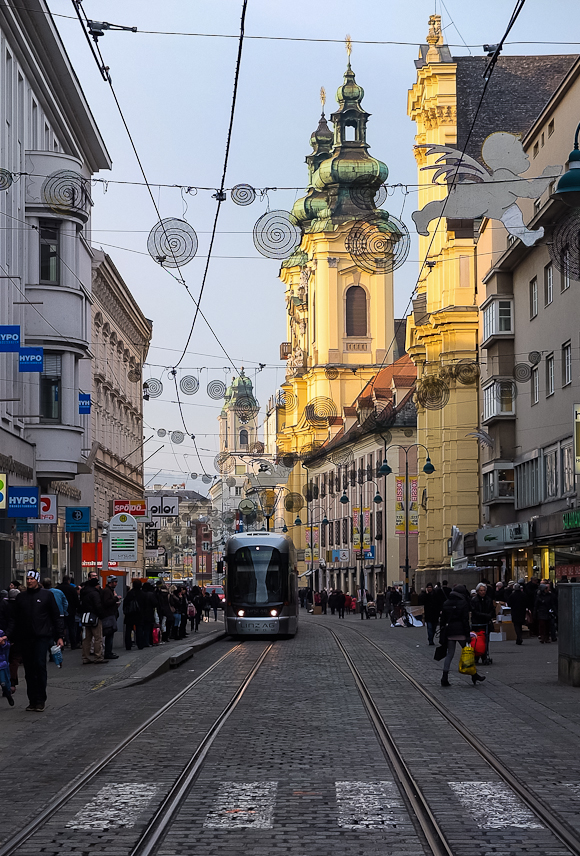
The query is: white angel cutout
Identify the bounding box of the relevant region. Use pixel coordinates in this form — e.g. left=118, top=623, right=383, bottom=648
left=411, top=132, right=562, bottom=247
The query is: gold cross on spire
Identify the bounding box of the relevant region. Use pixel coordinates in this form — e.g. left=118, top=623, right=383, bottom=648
left=320, top=86, right=326, bottom=113
left=345, top=34, right=352, bottom=59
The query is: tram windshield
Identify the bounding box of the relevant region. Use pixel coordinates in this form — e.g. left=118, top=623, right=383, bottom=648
left=229, top=546, right=287, bottom=604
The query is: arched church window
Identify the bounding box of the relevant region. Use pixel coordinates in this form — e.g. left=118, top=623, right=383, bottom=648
left=346, top=285, right=367, bottom=336
left=239, top=429, right=248, bottom=447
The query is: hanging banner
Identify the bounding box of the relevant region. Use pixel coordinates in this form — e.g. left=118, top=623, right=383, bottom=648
left=353, top=506, right=361, bottom=549
left=313, top=525, right=320, bottom=562
left=395, top=476, right=405, bottom=534
left=18, top=347, right=43, bottom=372
left=79, top=393, right=91, bottom=414
left=409, top=476, right=419, bottom=532
left=305, top=528, right=312, bottom=563
left=363, top=506, right=371, bottom=548
left=0, top=325, right=20, bottom=352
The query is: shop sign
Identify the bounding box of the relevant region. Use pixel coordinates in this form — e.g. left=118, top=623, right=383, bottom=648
left=18, top=347, right=43, bottom=372
left=81, top=542, right=118, bottom=568
left=0, top=474, right=6, bottom=509
left=79, top=393, right=91, bottom=414
left=332, top=549, right=350, bottom=562
left=355, top=546, right=375, bottom=560
left=65, top=506, right=91, bottom=532
left=147, top=496, right=179, bottom=517
left=8, top=486, right=39, bottom=517
left=27, top=494, right=58, bottom=524
left=563, top=509, right=580, bottom=531
left=113, top=499, right=147, bottom=516
left=0, top=325, right=20, bottom=352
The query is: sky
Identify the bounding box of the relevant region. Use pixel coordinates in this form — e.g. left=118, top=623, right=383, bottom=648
left=47, top=0, right=580, bottom=493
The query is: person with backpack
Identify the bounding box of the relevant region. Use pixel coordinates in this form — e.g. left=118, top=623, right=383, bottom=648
left=123, top=579, right=142, bottom=650
left=439, top=585, right=486, bottom=687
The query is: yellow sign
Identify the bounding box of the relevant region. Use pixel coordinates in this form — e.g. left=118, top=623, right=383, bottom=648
left=353, top=507, right=361, bottom=548
left=363, top=507, right=371, bottom=548
left=0, top=474, right=6, bottom=509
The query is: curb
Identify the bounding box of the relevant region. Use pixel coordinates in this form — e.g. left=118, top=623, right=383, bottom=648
left=110, top=629, right=228, bottom=688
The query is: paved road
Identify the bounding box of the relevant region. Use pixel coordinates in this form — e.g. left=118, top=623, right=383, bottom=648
left=1, top=611, right=578, bottom=856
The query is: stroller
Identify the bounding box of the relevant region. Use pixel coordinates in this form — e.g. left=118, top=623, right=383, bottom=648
left=366, top=601, right=377, bottom=618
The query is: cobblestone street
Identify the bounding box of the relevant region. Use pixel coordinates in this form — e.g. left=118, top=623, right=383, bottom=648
left=1, top=614, right=579, bottom=856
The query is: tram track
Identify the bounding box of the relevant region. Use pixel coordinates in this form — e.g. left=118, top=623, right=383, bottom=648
left=323, top=622, right=580, bottom=856
left=0, top=640, right=273, bottom=856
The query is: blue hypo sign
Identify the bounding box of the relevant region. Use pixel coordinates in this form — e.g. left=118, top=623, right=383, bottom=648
left=79, top=393, right=91, bottom=414
left=8, top=487, right=39, bottom=517
left=19, top=347, right=44, bottom=372
left=0, top=325, right=20, bottom=352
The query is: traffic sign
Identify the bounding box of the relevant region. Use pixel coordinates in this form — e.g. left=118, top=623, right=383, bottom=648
left=65, top=506, right=91, bottom=532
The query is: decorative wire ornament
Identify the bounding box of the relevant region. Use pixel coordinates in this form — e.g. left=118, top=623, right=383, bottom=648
left=157, top=428, right=167, bottom=438
left=190, top=472, right=198, bottom=480
left=207, top=380, right=227, bottom=400
left=548, top=208, right=580, bottom=281
left=302, top=481, right=320, bottom=502
left=180, top=375, right=199, bottom=395
left=304, top=397, right=338, bottom=428
left=416, top=376, right=450, bottom=410
left=276, top=389, right=297, bottom=410
left=145, top=378, right=163, bottom=398
left=258, top=489, right=276, bottom=515
left=528, top=351, right=542, bottom=366
left=223, top=511, right=236, bottom=526
left=42, top=170, right=88, bottom=215
left=253, top=210, right=302, bottom=259
left=214, top=452, right=235, bottom=474
left=250, top=441, right=265, bottom=455
left=0, top=169, right=13, bottom=191
left=181, top=513, right=191, bottom=522
left=234, top=395, right=260, bottom=421
left=494, top=380, right=518, bottom=403
left=170, top=431, right=185, bottom=444
left=300, top=440, right=324, bottom=459
left=278, top=452, right=297, bottom=470
left=231, top=184, right=256, bottom=206
left=349, top=177, right=388, bottom=211
left=346, top=214, right=410, bottom=275
left=147, top=217, right=198, bottom=267
left=325, top=366, right=339, bottom=380
left=225, top=476, right=236, bottom=488
left=202, top=474, right=212, bottom=484
left=454, top=360, right=480, bottom=385
left=127, top=368, right=141, bottom=383
left=379, top=429, right=393, bottom=447
left=284, top=492, right=304, bottom=513
left=513, top=363, right=532, bottom=383
left=330, top=447, right=354, bottom=466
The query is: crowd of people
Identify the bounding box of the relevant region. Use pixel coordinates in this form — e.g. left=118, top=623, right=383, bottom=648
left=299, top=585, right=406, bottom=620
left=0, top=572, right=223, bottom=712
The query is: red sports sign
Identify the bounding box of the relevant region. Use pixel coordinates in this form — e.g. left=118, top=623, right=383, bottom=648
left=113, top=499, right=147, bottom=517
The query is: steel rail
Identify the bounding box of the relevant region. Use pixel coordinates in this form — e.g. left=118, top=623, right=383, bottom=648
left=325, top=626, right=454, bottom=856
left=0, top=642, right=243, bottom=856
left=130, top=643, right=273, bottom=856
left=346, top=625, right=580, bottom=856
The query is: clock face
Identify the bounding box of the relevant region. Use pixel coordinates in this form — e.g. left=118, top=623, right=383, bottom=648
left=238, top=499, right=256, bottom=515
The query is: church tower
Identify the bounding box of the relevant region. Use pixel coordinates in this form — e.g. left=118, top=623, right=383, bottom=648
left=218, top=369, right=259, bottom=454
left=276, top=54, right=400, bottom=536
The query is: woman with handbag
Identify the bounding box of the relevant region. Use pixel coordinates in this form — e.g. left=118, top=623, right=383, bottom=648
left=438, top=585, right=486, bottom=687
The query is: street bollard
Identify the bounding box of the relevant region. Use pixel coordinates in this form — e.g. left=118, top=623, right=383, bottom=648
left=558, top=583, right=580, bottom=686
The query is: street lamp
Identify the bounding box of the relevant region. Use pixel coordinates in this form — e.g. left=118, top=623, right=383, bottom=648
left=382, top=443, right=435, bottom=600
left=553, top=121, right=580, bottom=207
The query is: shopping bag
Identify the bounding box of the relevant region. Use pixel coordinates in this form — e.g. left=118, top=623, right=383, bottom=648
left=458, top=644, right=476, bottom=675
left=474, top=630, right=487, bottom=656
left=433, top=645, right=446, bottom=661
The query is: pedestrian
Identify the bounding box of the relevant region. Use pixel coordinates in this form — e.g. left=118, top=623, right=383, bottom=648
left=439, top=584, right=486, bottom=687
left=376, top=591, right=385, bottom=618
left=0, top=627, right=14, bottom=706
left=140, top=582, right=158, bottom=646
left=156, top=583, right=174, bottom=642
left=101, top=575, right=121, bottom=660
left=441, top=580, right=451, bottom=599
left=42, top=578, right=68, bottom=621
left=344, top=592, right=352, bottom=614
left=534, top=583, right=556, bottom=643
left=58, top=575, right=80, bottom=649
left=209, top=590, right=220, bottom=623
left=524, top=576, right=540, bottom=636
left=418, top=583, right=445, bottom=646
left=187, top=600, right=196, bottom=631
left=177, top=588, right=189, bottom=637
left=494, top=580, right=508, bottom=602
left=203, top=592, right=211, bottom=622
left=470, top=582, right=495, bottom=663
left=507, top=583, right=526, bottom=645
left=79, top=575, right=106, bottom=664
left=193, top=590, right=204, bottom=632
left=336, top=589, right=346, bottom=619
left=123, top=579, right=143, bottom=649
left=358, top=587, right=368, bottom=619
left=6, top=570, right=64, bottom=711
left=9, top=579, right=23, bottom=592
left=321, top=589, right=329, bottom=615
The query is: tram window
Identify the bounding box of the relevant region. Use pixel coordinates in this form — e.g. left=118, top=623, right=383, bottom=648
left=229, top=546, right=287, bottom=604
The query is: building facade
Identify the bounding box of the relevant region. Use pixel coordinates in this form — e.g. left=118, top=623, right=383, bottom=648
left=145, top=489, right=212, bottom=584
left=0, top=0, right=111, bottom=587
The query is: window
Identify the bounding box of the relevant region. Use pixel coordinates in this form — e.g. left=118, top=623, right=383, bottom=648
left=544, top=264, right=553, bottom=305
left=375, top=509, right=383, bottom=540
left=563, top=342, right=572, bottom=386
left=335, top=520, right=341, bottom=545
left=546, top=354, right=554, bottom=396
left=321, top=524, right=327, bottom=548
left=562, top=250, right=571, bottom=291
left=482, top=298, right=513, bottom=343
left=483, top=469, right=515, bottom=503
left=533, top=141, right=539, bottom=158
left=563, top=445, right=574, bottom=493
left=531, top=366, right=539, bottom=404
left=201, top=541, right=211, bottom=552
left=342, top=518, right=347, bottom=544
left=234, top=486, right=242, bottom=496
left=239, top=429, right=248, bottom=447
left=40, top=353, right=62, bottom=422
left=544, top=449, right=559, bottom=499
left=40, top=221, right=59, bottom=283
left=483, top=471, right=494, bottom=503
left=483, top=381, right=515, bottom=420
left=548, top=119, right=555, bottom=138
left=515, top=457, right=541, bottom=509
left=529, top=278, right=538, bottom=318
left=329, top=521, right=334, bottom=547
left=345, top=285, right=367, bottom=337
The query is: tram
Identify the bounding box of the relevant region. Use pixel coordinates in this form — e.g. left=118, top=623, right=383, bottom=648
left=223, top=532, right=298, bottom=637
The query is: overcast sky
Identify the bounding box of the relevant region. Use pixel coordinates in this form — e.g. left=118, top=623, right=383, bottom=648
left=48, top=0, right=579, bottom=492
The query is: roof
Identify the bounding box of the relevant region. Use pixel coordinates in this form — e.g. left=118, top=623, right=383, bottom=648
left=364, top=354, right=417, bottom=398
left=454, top=55, right=578, bottom=163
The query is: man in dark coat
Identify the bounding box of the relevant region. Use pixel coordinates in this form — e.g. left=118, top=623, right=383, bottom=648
left=524, top=577, right=540, bottom=635
left=439, top=585, right=485, bottom=686
left=79, top=576, right=106, bottom=664
left=7, top=570, right=64, bottom=711
left=507, top=583, right=526, bottom=645
left=156, top=583, right=175, bottom=642
left=123, top=579, right=143, bottom=650
left=418, top=583, right=445, bottom=646
left=139, top=582, right=158, bottom=646
left=534, top=583, right=556, bottom=643
left=101, top=576, right=121, bottom=660
left=58, top=575, right=80, bottom=649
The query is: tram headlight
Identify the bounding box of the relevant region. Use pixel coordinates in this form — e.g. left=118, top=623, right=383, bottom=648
left=237, top=610, right=245, bottom=617
left=270, top=609, right=278, bottom=617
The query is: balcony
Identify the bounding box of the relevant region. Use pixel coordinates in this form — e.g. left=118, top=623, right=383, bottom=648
left=483, top=466, right=515, bottom=505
